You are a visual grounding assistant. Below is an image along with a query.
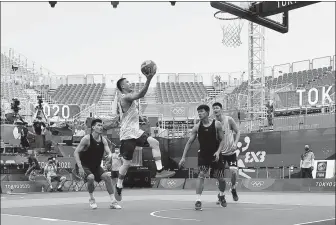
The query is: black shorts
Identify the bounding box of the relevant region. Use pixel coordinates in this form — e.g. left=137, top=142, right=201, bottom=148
left=120, top=132, right=149, bottom=160
left=111, top=171, right=119, bottom=179
left=301, top=168, right=313, bottom=178
left=198, top=151, right=225, bottom=177
left=49, top=175, right=63, bottom=182
left=220, top=153, right=238, bottom=168
left=75, top=164, right=105, bottom=183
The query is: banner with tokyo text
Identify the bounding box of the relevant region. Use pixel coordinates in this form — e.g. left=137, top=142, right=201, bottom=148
left=183, top=178, right=335, bottom=192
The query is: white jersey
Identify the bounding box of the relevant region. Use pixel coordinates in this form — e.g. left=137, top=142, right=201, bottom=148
left=118, top=96, right=144, bottom=140
left=219, top=115, right=235, bottom=156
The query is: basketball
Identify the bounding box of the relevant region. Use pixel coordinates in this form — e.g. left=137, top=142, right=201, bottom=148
left=141, top=60, right=157, bottom=77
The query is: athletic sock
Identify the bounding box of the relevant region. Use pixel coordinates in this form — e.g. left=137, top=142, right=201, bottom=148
left=155, top=160, right=163, bottom=171
left=219, top=192, right=225, bottom=196
left=196, top=194, right=201, bottom=201
left=117, top=179, right=123, bottom=188
left=110, top=194, right=116, bottom=202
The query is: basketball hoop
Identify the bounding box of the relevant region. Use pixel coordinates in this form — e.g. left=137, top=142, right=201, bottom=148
left=214, top=10, right=244, bottom=48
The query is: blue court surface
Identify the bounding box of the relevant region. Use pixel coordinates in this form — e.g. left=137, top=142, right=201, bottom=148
left=1, top=190, right=335, bottom=225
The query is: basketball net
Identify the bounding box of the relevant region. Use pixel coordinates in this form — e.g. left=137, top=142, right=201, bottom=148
left=214, top=2, right=250, bottom=48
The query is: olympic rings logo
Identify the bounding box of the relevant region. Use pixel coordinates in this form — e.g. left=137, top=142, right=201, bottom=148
left=250, top=181, right=264, bottom=187
left=171, top=107, right=185, bottom=115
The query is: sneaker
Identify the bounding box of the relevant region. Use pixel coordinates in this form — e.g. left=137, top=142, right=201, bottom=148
left=195, top=200, right=202, bottom=211
left=110, top=201, right=122, bottom=209
left=89, top=199, right=98, bottom=209
left=114, top=184, right=122, bottom=201
left=231, top=189, right=239, bottom=201
left=217, top=194, right=227, bottom=207
left=155, top=169, right=176, bottom=178
left=57, top=187, right=63, bottom=192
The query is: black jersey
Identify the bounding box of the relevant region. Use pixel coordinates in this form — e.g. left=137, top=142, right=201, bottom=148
left=198, top=120, right=218, bottom=160
left=79, top=134, right=105, bottom=170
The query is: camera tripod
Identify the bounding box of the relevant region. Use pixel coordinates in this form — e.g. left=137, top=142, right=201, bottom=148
left=33, top=105, right=49, bottom=124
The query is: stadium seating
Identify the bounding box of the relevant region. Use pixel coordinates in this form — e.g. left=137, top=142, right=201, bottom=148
left=276, top=85, right=335, bottom=108
left=51, top=83, right=105, bottom=105
left=232, top=67, right=334, bottom=95
left=0, top=83, right=26, bottom=100
left=1, top=53, right=36, bottom=82
left=156, top=82, right=208, bottom=104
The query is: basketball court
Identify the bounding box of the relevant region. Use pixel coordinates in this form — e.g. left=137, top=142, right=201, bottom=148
left=1, top=190, right=335, bottom=225
left=1, top=1, right=334, bottom=225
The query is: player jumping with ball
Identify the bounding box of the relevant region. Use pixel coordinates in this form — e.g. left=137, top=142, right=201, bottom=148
left=114, top=60, right=175, bottom=202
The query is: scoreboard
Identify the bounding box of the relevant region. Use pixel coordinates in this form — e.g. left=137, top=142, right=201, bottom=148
left=31, top=103, right=80, bottom=119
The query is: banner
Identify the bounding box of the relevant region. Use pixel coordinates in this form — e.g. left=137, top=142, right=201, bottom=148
left=158, top=178, right=185, bottom=189
left=184, top=178, right=242, bottom=191
left=312, top=160, right=335, bottom=179
left=1, top=181, right=43, bottom=193
left=1, top=156, right=76, bottom=169
left=183, top=178, right=335, bottom=192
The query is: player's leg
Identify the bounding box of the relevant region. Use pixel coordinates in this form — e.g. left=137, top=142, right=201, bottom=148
left=115, top=139, right=136, bottom=201
left=98, top=168, right=121, bottom=209
left=227, top=154, right=239, bottom=201
left=81, top=166, right=97, bottom=209
left=55, top=176, right=66, bottom=192
left=213, top=157, right=227, bottom=207
left=195, top=166, right=208, bottom=211
left=146, top=136, right=175, bottom=178
left=46, top=176, right=53, bottom=191
left=214, top=167, right=227, bottom=207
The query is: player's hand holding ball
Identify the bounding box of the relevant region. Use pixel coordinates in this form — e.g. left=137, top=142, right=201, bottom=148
left=141, top=60, right=157, bottom=80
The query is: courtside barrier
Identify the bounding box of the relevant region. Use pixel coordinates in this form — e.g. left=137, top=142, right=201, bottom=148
left=1, top=178, right=334, bottom=193
left=183, top=178, right=335, bottom=192
left=158, top=178, right=185, bottom=189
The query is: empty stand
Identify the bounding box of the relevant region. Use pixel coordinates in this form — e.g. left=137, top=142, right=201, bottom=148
left=51, top=83, right=105, bottom=105
left=156, top=82, right=208, bottom=104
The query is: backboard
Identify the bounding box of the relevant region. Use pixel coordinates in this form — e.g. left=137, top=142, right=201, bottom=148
left=210, top=1, right=320, bottom=33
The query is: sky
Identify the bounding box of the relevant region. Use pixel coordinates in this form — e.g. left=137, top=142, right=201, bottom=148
left=1, top=1, right=335, bottom=85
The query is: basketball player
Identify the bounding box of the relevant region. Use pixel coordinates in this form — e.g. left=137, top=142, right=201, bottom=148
left=115, top=75, right=175, bottom=201
left=74, top=118, right=121, bottom=209
left=212, top=102, right=240, bottom=203
left=179, top=105, right=226, bottom=210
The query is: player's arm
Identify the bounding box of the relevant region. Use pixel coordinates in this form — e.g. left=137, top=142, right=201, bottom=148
left=123, top=77, right=153, bottom=102
left=215, top=121, right=225, bottom=154
left=181, top=123, right=199, bottom=159
left=103, top=116, right=120, bottom=129
left=102, top=137, right=112, bottom=157
left=229, top=117, right=240, bottom=146
left=73, top=135, right=90, bottom=169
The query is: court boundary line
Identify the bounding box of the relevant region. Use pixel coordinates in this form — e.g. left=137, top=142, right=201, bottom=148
left=150, top=205, right=297, bottom=221
left=293, top=218, right=336, bottom=225
left=1, top=214, right=110, bottom=225
left=150, top=208, right=202, bottom=222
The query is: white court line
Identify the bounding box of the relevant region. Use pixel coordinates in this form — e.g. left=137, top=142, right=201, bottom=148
left=150, top=208, right=202, bottom=222
left=150, top=206, right=296, bottom=221
left=293, top=218, right=336, bottom=225
left=1, top=214, right=110, bottom=225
